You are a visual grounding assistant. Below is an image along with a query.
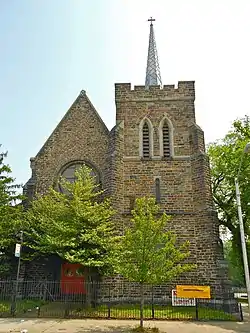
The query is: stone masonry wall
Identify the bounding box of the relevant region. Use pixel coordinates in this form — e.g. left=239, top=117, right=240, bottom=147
left=31, top=90, right=110, bottom=195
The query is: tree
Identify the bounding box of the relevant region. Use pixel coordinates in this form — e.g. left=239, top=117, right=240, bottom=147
left=25, top=165, right=119, bottom=277
left=207, top=115, right=250, bottom=283
left=116, top=197, right=196, bottom=328
left=0, top=146, right=24, bottom=275
left=223, top=239, right=245, bottom=287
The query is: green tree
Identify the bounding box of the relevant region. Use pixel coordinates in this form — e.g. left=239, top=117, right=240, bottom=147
left=25, top=165, right=119, bottom=277
left=0, top=146, right=24, bottom=275
left=223, top=240, right=245, bottom=287
left=117, top=197, right=196, bottom=328
left=207, top=115, right=250, bottom=283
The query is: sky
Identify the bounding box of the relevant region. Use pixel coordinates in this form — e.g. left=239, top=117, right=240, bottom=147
left=1, top=0, right=250, bottom=186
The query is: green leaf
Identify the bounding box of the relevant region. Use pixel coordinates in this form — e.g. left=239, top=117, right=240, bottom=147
left=25, top=164, right=119, bottom=275
left=116, top=197, right=196, bottom=284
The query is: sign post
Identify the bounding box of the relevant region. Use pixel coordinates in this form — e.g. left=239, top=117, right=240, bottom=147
left=11, top=231, right=23, bottom=315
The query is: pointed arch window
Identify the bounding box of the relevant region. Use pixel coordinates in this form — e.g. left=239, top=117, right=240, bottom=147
left=139, top=117, right=154, bottom=158
left=162, top=121, right=171, bottom=158
left=142, top=122, right=150, bottom=158
left=159, top=116, right=173, bottom=158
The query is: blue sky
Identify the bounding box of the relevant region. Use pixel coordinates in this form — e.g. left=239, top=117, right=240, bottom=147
left=1, top=0, right=250, bottom=186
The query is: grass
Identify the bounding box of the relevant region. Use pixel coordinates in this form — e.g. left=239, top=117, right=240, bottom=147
left=0, top=301, right=237, bottom=321
left=0, top=299, right=46, bottom=316
left=70, top=303, right=236, bottom=321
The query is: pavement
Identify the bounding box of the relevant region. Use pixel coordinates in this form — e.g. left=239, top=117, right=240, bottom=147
left=0, top=305, right=249, bottom=333
left=0, top=318, right=249, bottom=333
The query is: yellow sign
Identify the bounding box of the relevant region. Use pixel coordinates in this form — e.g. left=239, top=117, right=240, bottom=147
left=176, top=285, right=211, bottom=299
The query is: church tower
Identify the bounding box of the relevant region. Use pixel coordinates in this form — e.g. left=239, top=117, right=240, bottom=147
left=111, top=18, right=229, bottom=295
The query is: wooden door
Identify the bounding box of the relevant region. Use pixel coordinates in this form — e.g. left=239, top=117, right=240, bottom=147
left=60, top=263, right=86, bottom=294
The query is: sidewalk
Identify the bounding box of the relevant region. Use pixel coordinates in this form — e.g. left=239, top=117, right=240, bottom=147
left=0, top=317, right=249, bottom=333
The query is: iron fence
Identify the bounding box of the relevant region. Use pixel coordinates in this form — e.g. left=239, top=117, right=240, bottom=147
left=0, top=280, right=243, bottom=321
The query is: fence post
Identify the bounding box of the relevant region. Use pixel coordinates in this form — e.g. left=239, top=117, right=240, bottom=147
left=151, top=285, right=155, bottom=319
left=238, top=302, right=243, bottom=321
left=64, top=293, right=70, bottom=319
left=36, top=306, right=41, bottom=318
left=195, top=299, right=199, bottom=320
left=108, top=284, right=111, bottom=319
left=10, top=280, right=17, bottom=317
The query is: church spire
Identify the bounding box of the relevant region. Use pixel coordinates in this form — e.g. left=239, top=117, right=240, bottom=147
left=145, top=17, right=162, bottom=89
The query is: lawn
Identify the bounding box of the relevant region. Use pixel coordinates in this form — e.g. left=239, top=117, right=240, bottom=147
left=0, top=299, right=46, bottom=317
left=0, top=301, right=238, bottom=321
left=69, top=304, right=236, bottom=321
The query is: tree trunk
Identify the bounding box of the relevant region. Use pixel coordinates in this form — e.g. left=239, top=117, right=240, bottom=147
left=140, top=283, right=144, bottom=328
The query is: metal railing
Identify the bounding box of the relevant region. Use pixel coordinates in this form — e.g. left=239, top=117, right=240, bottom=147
left=0, top=280, right=243, bottom=321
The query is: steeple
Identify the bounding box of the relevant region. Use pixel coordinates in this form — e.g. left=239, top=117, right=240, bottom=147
left=145, top=17, right=162, bottom=89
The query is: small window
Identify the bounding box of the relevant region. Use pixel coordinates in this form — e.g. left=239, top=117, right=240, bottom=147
left=155, top=178, right=161, bottom=203
left=162, top=122, right=170, bottom=158
left=143, top=122, right=150, bottom=158
left=129, top=196, right=135, bottom=211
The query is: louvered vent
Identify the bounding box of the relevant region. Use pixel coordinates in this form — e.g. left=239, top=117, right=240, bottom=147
left=142, top=123, right=150, bottom=158
left=163, top=122, right=170, bottom=157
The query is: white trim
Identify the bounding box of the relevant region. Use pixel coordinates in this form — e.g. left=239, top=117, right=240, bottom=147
left=173, top=155, right=190, bottom=160
left=139, top=117, right=154, bottom=158
left=159, top=115, right=174, bottom=158
left=123, top=156, right=141, bottom=161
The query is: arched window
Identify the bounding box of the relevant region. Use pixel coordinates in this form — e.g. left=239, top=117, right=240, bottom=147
left=159, top=116, right=174, bottom=158
left=142, top=122, right=150, bottom=158
left=139, top=117, right=154, bottom=158
left=155, top=178, right=161, bottom=203
left=58, top=162, right=99, bottom=194
left=162, top=121, right=171, bottom=158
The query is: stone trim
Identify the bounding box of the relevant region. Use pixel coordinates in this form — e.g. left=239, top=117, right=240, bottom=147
left=123, top=156, right=141, bottom=161
left=123, top=155, right=190, bottom=161
left=153, top=176, right=162, bottom=180
left=54, top=159, right=102, bottom=191
left=172, top=155, right=191, bottom=160
left=116, top=97, right=195, bottom=102
left=152, top=156, right=162, bottom=160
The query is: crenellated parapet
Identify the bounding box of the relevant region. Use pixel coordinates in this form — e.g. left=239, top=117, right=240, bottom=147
left=115, top=81, right=195, bottom=102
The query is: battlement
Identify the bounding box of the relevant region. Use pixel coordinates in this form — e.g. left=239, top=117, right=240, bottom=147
left=115, top=81, right=195, bottom=101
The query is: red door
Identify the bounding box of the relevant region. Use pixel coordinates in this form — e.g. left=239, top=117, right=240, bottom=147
left=60, top=263, right=86, bottom=294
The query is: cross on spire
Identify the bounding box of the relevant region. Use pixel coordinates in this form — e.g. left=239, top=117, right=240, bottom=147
left=145, top=17, right=162, bottom=89
left=148, top=17, right=155, bottom=25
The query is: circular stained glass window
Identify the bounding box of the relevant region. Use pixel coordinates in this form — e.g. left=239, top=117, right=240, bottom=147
left=58, top=162, right=99, bottom=194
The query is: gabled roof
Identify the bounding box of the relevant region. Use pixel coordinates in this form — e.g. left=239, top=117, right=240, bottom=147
left=35, top=90, right=109, bottom=159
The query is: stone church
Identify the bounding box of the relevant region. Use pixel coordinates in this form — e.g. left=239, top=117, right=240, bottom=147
left=23, top=19, right=229, bottom=296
